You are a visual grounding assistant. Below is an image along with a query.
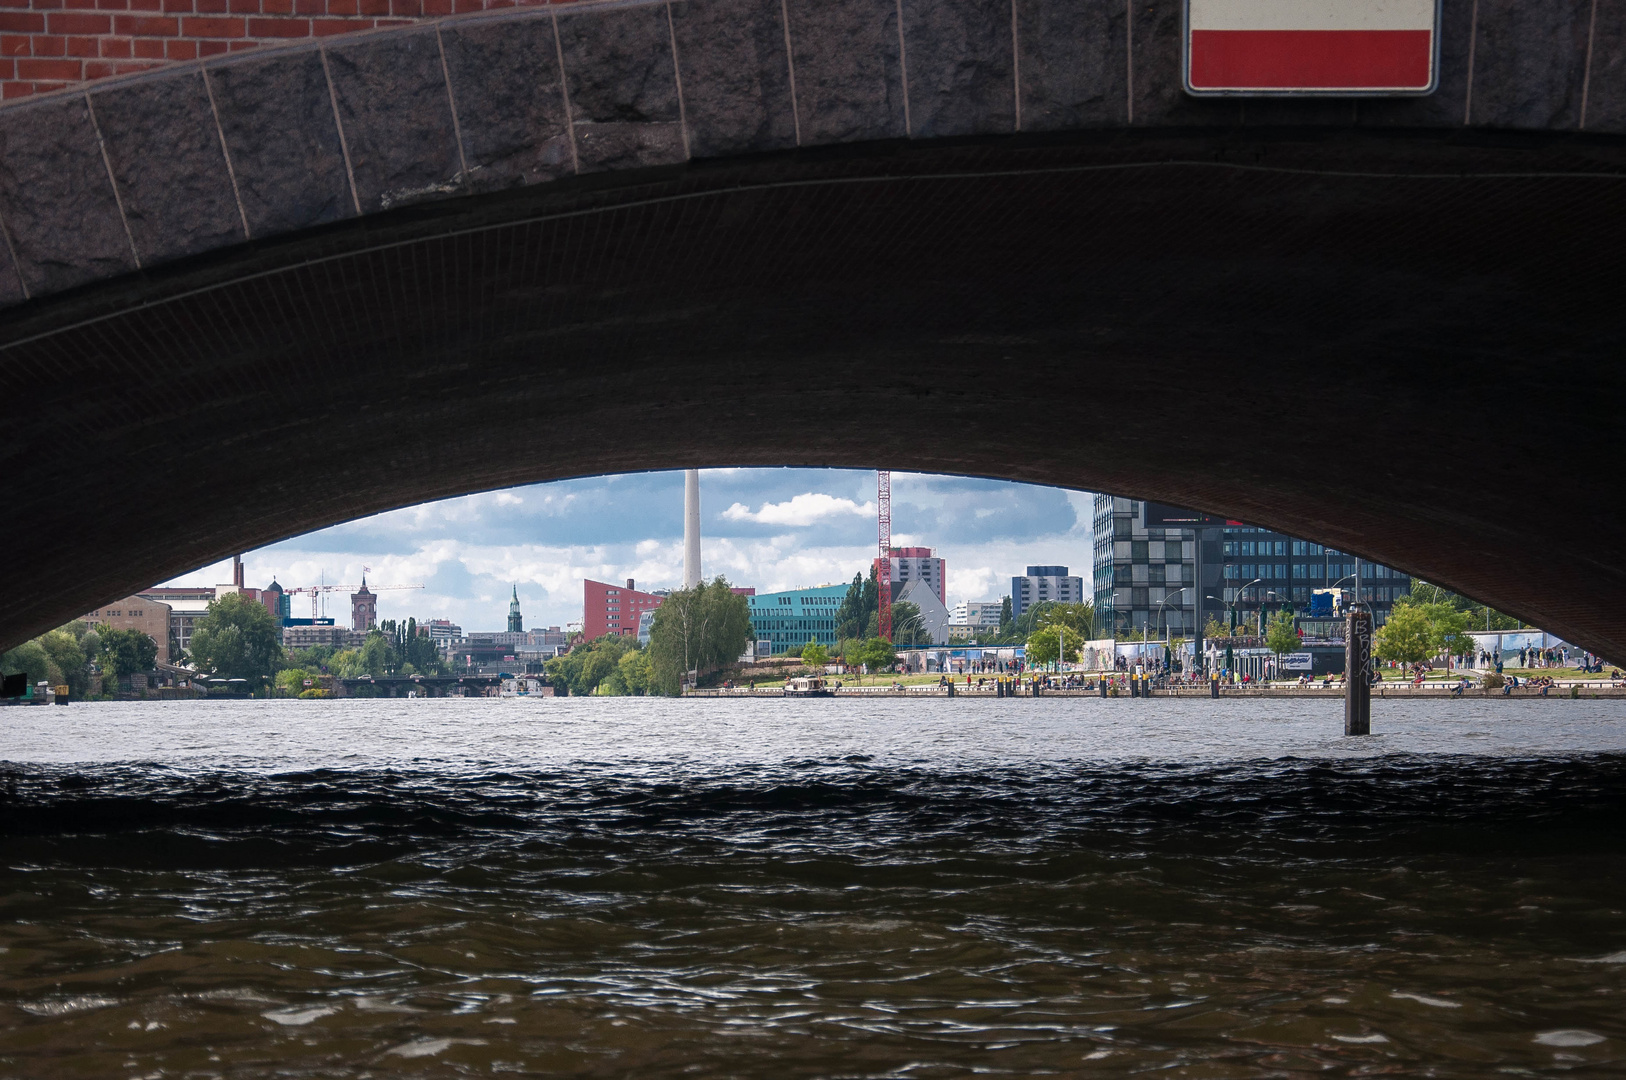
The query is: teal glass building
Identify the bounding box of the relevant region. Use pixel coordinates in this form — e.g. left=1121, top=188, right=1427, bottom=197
left=748, top=584, right=849, bottom=654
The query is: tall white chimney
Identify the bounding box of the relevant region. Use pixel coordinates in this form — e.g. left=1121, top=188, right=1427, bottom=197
left=683, top=468, right=701, bottom=589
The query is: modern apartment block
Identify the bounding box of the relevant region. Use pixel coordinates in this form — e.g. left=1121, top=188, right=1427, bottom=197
left=875, top=546, right=946, bottom=606
left=949, top=600, right=1004, bottom=630
left=1009, top=565, right=1085, bottom=618
left=1091, top=496, right=1412, bottom=638
left=583, top=579, right=665, bottom=640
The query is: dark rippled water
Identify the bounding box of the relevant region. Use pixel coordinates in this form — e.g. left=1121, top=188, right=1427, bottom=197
left=3, top=697, right=1626, bottom=1077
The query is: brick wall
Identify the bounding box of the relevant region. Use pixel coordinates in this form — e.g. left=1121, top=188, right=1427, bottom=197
left=0, top=0, right=565, bottom=100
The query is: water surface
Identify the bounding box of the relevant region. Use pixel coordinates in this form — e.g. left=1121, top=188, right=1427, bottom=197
left=2, top=697, right=1624, bottom=1077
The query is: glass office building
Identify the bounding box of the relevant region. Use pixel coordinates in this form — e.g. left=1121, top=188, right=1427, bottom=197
left=1092, top=495, right=1411, bottom=638
left=747, top=584, right=850, bottom=654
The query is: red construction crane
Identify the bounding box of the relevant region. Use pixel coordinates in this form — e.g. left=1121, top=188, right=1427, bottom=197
left=877, top=470, right=891, bottom=642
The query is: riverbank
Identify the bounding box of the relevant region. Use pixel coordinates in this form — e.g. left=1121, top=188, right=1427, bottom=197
left=688, top=683, right=1626, bottom=698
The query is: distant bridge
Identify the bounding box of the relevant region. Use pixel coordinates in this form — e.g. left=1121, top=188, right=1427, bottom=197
left=0, top=0, right=1622, bottom=661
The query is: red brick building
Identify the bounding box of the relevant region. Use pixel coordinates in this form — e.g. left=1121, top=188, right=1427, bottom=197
left=0, top=0, right=567, bottom=100
left=582, top=578, right=662, bottom=641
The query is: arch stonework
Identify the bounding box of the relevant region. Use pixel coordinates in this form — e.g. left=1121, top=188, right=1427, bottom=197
left=0, top=0, right=1623, bottom=658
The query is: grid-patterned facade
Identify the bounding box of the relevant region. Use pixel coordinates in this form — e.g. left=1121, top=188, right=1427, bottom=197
left=1092, top=495, right=1413, bottom=638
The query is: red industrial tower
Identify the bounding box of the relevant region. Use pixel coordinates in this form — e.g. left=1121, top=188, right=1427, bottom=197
left=877, top=470, right=891, bottom=641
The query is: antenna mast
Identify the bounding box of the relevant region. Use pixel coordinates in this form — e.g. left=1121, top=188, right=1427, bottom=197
left=877, top=470, right=891, bottom=641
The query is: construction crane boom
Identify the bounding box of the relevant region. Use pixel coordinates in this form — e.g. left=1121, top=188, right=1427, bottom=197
left=877, top=470, right=891, bottom=642
left=284, top=582, right=424, bottom=619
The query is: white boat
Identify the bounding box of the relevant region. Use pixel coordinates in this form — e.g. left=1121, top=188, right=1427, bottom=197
left=784, top=675, right=834, bottom=697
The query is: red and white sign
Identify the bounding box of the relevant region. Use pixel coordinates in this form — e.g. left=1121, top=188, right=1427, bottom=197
left=1186, top=0, right=1438, bottom=95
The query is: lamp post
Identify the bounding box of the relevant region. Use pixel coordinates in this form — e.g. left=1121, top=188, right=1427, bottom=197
left=1156, top=587, right=1190, bottom=681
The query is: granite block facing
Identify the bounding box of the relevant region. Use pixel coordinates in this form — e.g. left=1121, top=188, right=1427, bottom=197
left=1129, top=0, right=1239, bottom=126
left=325, top=28, right=463, bottom=212
left=1016, top=0, right=1128, bottom=130
left=207, top=49, right=356, bottom=236
left=784, top=0, right=908, bottom=143
left=1466, top=0, right=1591, bottom=128
left=441, top=14, right=576, bottom=189
left=0, top=237, right=24, bottom=306
left=1583, top=0, right=1626, bottom=132
left=1359, top=0, right=1475, bottom=128
left=558, top=3, right=687, bottom=171
left=901, top=0, right=1015, bottom=137
left=91, top=71, right=244, bottom=266
left=670, top=0, right=798, bottom=157
left=0, top=95, right=136, bottom=297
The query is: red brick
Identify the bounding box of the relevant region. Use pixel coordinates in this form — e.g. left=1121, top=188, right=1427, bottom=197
left=0, top=33, right=29, bottom=54
left=95, top=0, right=132, bottom=8
left=128, top=0, right=161, bottom=10
left=388, top=0, right=419, bottom=14
left=67, top=34, right=100, bottom=54
left=225, top=36, right=251, bottom=47
left=227, top=0, right=257, bottom=12
left=0, top=0, right=30, bottom=9
left=131, top=34, right=162, bottom=54
left=161, top=0, right=192, bottom=11
left=165, top=36, right=194, bottom=54
left=182, top=14, right=240, bottom=33
left=292, top=0, right=322, bottom=13
left=0, top=12, right=45, bottom=30
left=2, top=81, right=34, bottom=96
left=113, top=12, right=176, bottom=31
left=48, top=10, right=111, bottom=31
left=31, top=33, right=64, bottom=55
left=17, top=56, right=80, bottom=78
left=194, top=0, right=226, bottom=10
left=99, top=34, right=130, bottom=54
left=373, top=15, right=410, bottom=23
left=197, top=36, right=227, bottom=52
left=66, top=0, right=99, bottom=9
left=33, top=79, right=70, bottom=90
left=0, top=58, right=13, bottom=77
left=310, top=16, right=353, bottom=33
left=325, top=0, right=354, bottom=12
left=354, top=0, right=385, bottom=15
left=246, top=15, right=306, bottom=33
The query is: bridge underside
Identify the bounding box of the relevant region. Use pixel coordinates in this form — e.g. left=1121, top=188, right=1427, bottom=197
left=2, top=128, right=1623, bottom=658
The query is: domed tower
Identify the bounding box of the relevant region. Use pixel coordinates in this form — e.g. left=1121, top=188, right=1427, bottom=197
left=508, top=586, right=523, bottom=633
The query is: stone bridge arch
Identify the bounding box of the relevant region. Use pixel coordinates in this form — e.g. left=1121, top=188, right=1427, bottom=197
left=0, top=0, right=1622, bottom=659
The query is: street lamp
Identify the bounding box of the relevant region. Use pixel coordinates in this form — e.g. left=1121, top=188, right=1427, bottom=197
left=1230, top=578, right=1263, bottom=633
left=1156, top=587, right=1190, bottom=644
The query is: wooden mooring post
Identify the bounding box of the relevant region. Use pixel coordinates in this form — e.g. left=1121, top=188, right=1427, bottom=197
left=1345, top=610, right=1372, bottom=735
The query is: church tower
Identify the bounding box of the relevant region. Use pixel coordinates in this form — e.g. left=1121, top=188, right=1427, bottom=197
left=508, top=586, right=523, bottom=633
left=350, top=578, right=376, bottom=632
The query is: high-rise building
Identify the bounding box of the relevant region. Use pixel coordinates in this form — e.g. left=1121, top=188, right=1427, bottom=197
left=1090, top=496, right=1412, bottom=638
left=583, top=578, right=665, bottom=640
left=1009, top=565, right=1085, bottom=618
left=507, top=586, right=523, bottom=633
left=747, top=584, right=848, bottom=654
left=875, top=546, right=945, bottom=607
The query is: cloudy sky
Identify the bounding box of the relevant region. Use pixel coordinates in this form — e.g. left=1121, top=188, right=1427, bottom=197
left=165, top=470, right=1098, bottom=632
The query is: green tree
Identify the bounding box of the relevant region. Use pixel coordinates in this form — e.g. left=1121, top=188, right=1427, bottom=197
left=997, top=596, right=1013, bottom=637
left=616, top=647, right=654, bottom=695
left=802, top=641, right=829, bottom=669
left=549, top=634, right=641, bottom=696
left=288, top=644, right=337, bottom=672
left=835, top=567, right=880, bottom=642
left=890, top=600, right=931, bottom=646
left=1026, top=624, right=1082, bottom=667
left=1203, top=615, right=1230, bottom=640
left=1, top=638, right=62, bottom=691
left=1374, top=604, right=1433, bottom=667
left=187, top=592, right=283, bottom=682
left=98, top=626, right=159, bottom=677
left=39, top=626, right=91, bottom=697
left=856, top=636, right=896, bottom=675
left=1265, top=611, right=1299, bottom=662
left=274, top=667, right=317, bottom=697
left=1423, top=602, right=1475, bottom=660
left=647, top=577, right=753, bottom=694
left=1038, top=601, right=1095, bottom=640
left=357, top=630, right=395, bottom=677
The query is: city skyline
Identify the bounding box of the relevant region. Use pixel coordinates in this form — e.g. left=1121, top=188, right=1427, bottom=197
left=162, top=470, right=1097, bottom=633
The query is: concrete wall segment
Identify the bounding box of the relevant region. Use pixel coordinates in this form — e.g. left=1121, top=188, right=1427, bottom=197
left=1467, top=0, right=1592, bottom=129
left=1581, top=0, right=1626, bottom=132
left=781, top=0, right=908, bottom=144
left=1013, top=0, right=1128, bottom=130
left=0, top=92, right=136, bottom=295
left=90, top=70, right=245, bottom=264
left=668, top=0, right=798, bottom=157
left=438, top=14, right=576, bottom=189
left=205, top=49, right=356, bottom=234
left=556, top=2, right=686, bottom=172
left=322, top=26, right=461, bottom=213
left=899, top=0, right=1015, bottom=137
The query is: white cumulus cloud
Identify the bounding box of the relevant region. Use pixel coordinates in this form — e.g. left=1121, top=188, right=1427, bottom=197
left=722, top=493, right=877, bottom=527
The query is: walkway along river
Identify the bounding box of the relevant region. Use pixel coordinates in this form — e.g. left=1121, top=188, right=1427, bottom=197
left=2, top=696, right=1625, bottom=1076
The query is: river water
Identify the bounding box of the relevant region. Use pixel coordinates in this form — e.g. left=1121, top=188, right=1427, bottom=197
left=3, top=697, right=1626, bottom=1077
